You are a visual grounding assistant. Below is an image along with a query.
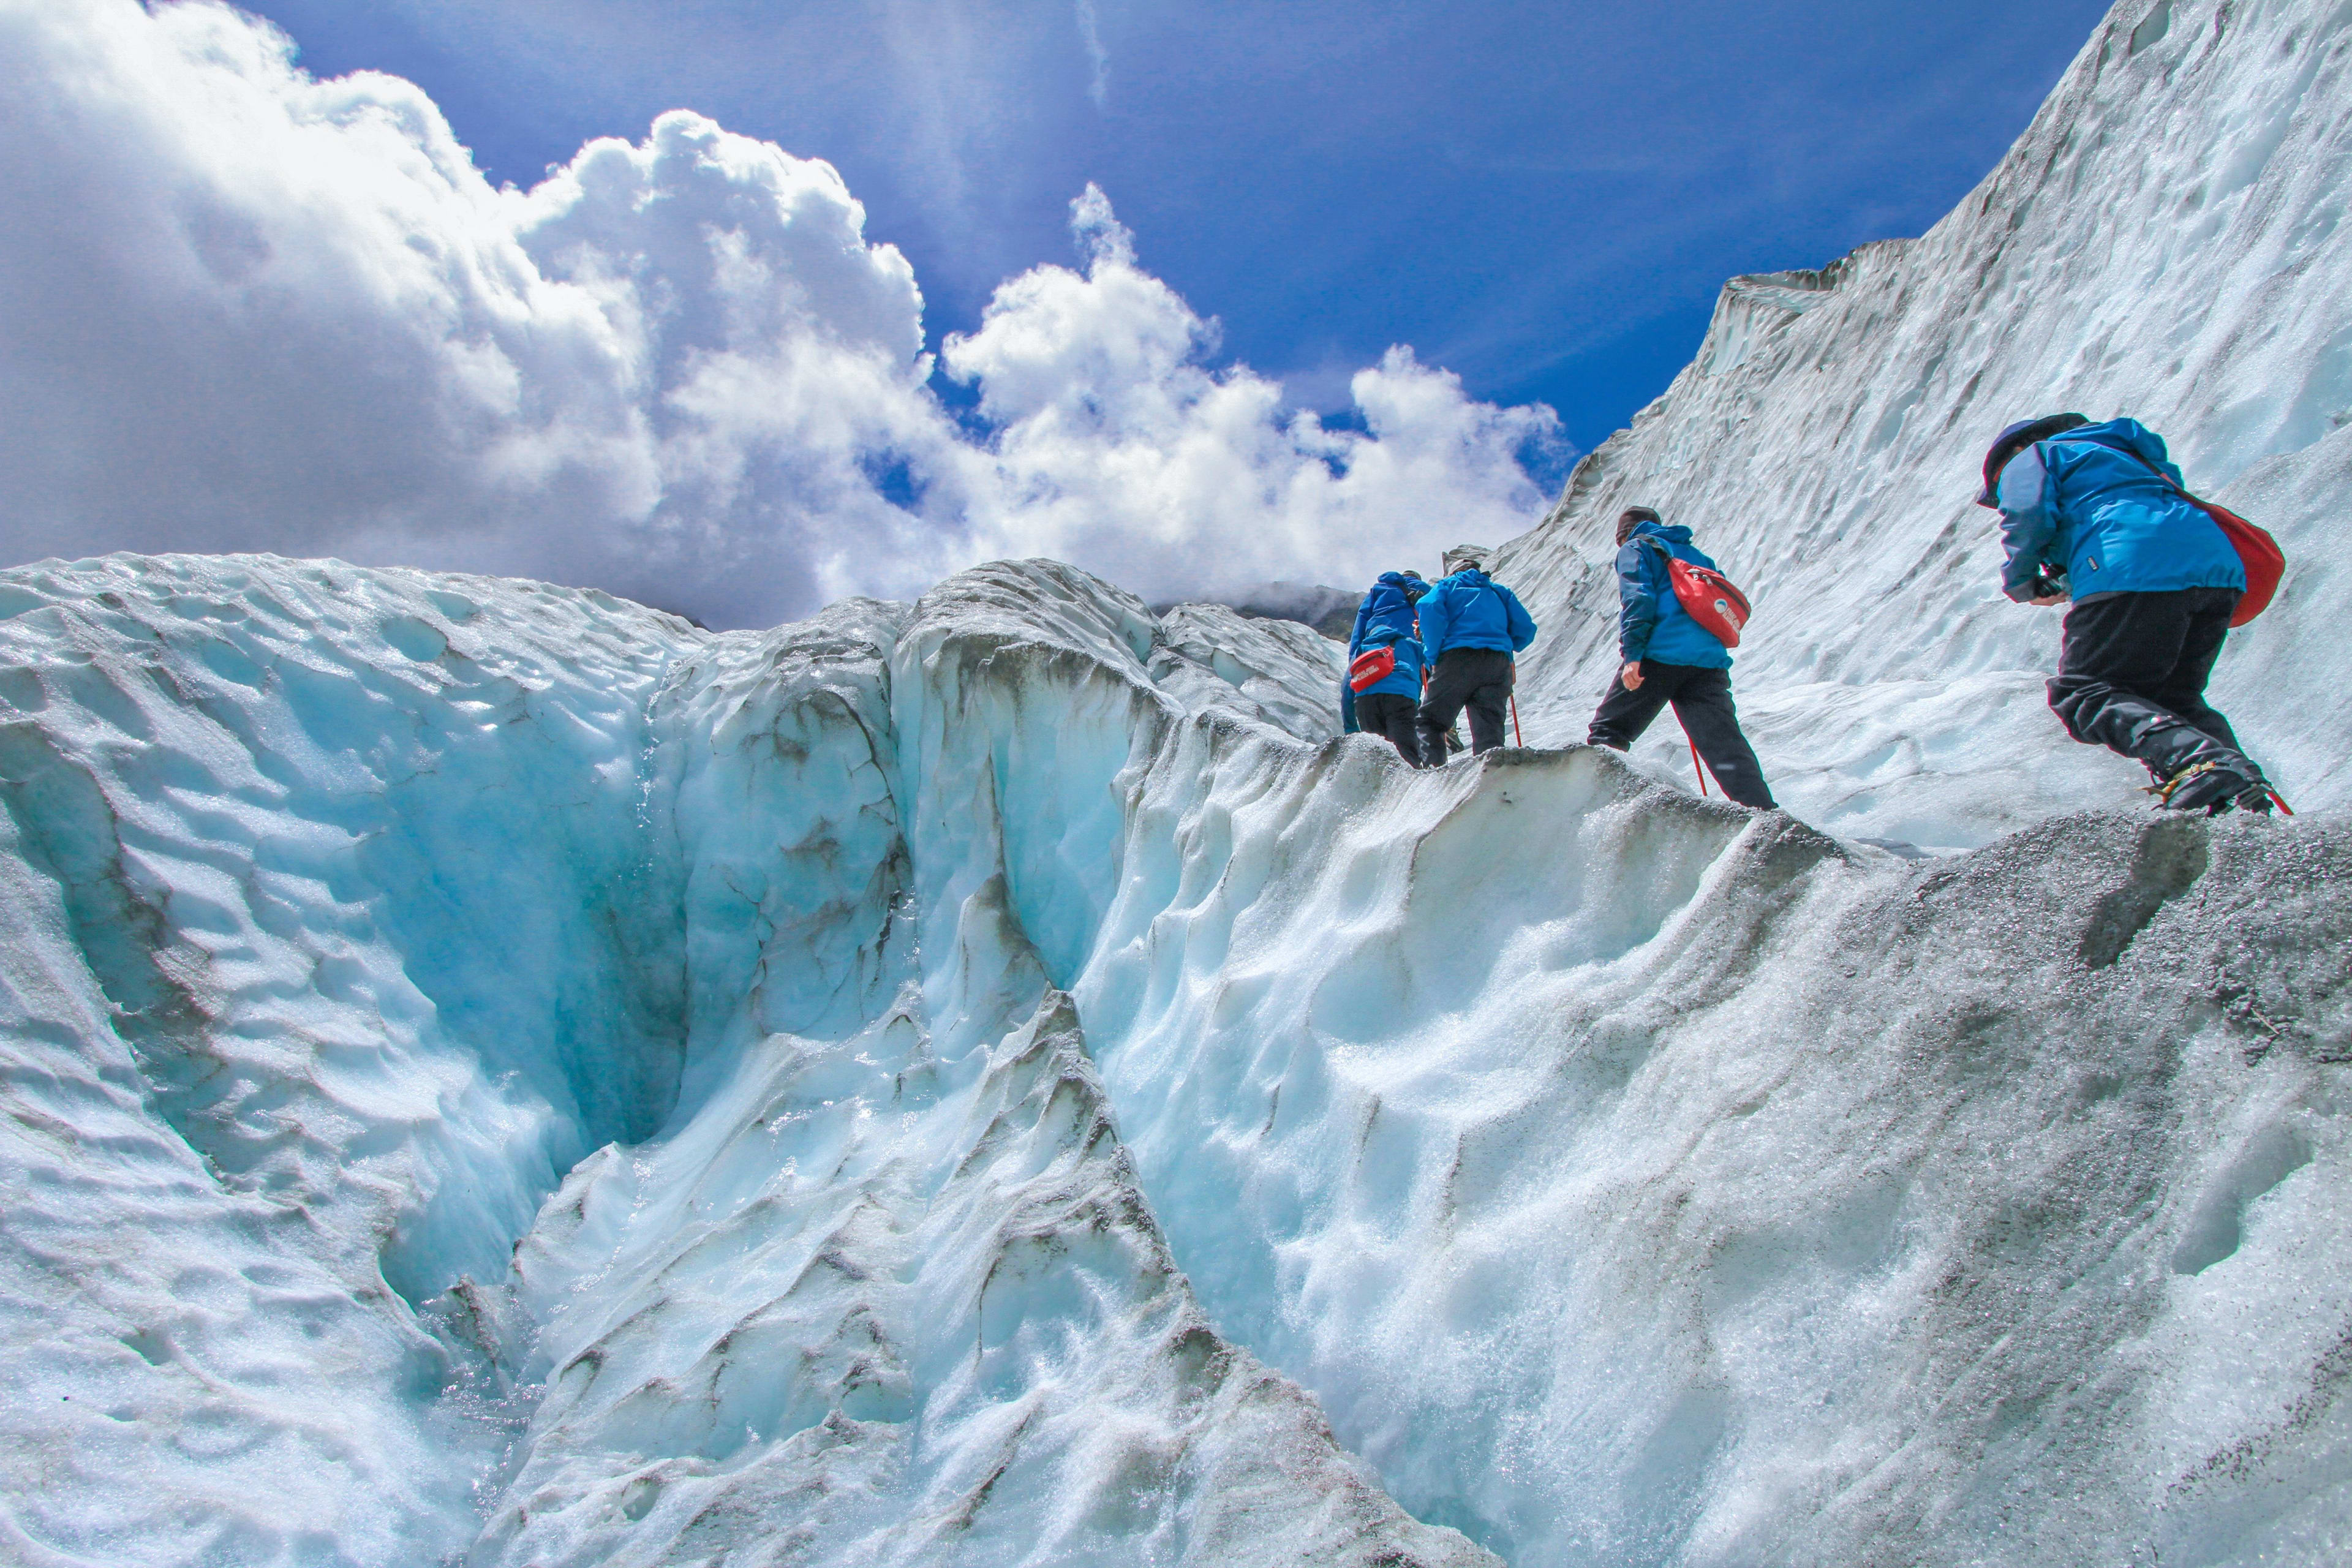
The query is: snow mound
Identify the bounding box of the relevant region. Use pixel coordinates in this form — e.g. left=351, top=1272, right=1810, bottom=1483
left=1500, top=0, right=2352, bottom=850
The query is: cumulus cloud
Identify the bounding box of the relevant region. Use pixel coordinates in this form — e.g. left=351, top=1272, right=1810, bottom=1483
left=0, top=0, right=1567, bottom=627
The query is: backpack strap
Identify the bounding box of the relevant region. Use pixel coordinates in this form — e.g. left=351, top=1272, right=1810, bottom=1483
left=1640, top=535, right=1677, bottom=581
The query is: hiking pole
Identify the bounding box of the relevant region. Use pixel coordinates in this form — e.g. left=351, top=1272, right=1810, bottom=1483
left=1510, top=694, right=1524, bottom=747
left=1689, top=735, right=1709, bottom=796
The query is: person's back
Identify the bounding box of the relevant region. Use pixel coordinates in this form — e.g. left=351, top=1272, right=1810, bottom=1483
left=1983, top=412, right=2271, bottom=813
left=1347, top=571, right=1429, bottom=764
left=1415, top=560, right=1535, bottom=759
left=1585, top=508, right=1775, bottom=809
left=1996, top=417, right=2244, bottom=603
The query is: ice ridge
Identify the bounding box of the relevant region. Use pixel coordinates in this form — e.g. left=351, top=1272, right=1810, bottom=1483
left=0, top=551, right=1487, bottom=1567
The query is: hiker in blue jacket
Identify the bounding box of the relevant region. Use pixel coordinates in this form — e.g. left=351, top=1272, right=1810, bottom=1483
left=1586, top=507, right=1776, bottom=809
left=1980, top=413, right=2272, bottom=814
left=1346, top=570, right=1430, bottom=764
left=1415, top=554, right=1536, bottom=761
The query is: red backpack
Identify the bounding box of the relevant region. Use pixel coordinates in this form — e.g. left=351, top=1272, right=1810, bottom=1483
left=2125, top=453, right=2284, bottom=627
left=1646, top=540, right=1752, bottom=648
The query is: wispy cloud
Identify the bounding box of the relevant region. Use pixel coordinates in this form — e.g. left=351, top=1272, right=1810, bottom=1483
left=1074, top=0, right=1109, bottom=108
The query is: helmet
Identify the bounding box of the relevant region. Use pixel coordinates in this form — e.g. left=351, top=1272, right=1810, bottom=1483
left=1977, top=413, right=2090, bottom=507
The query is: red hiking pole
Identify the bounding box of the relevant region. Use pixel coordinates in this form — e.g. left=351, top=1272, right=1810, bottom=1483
left=1510, top=694, right=1524, bottom=747
left=1689, top=734, right=1709, bottom=796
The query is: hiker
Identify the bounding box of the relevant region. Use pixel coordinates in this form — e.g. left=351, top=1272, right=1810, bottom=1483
left=1346, top=570, right=1430, bottom=764
left=1415, top=553, right=1536, bottom=761
left=1980, top=413, right=2274, bottom=813
left=1586, top=507, right=1776, bottom=809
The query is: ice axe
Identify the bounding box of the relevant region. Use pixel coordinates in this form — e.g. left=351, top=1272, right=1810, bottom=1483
left=1510, top=694, right=1523, bottom=747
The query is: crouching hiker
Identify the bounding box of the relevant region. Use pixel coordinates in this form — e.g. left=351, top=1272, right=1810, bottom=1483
left=1415, top=553, right=1536, bottom=761
left=1587, top=507, right=1776, bottom=809
left=1980, top=413, right=2280, bottom=815
left=1346, top=570, right=1430, bottom=764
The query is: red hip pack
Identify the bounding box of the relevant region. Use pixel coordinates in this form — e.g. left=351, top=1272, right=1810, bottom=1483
left=2125, top=451, right=2285, bottom=627
left=1649, top=541, right=1751, bottom=648
left=1348, top=646, right=1398, bottom=691
left=2189, top=499, right=2283, bottom=627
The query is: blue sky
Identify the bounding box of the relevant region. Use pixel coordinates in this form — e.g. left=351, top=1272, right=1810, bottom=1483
left=229, top=0, right=2114, bottom=456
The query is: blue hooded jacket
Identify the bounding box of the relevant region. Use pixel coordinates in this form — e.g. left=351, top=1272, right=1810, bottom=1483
left=1994, top=418, right=2244, bottom=603
left=1417, top=569, right=1536, bottom=666
left=1346, top=572, right=1430, bottom=699
left=1616, top=521, right=1732, bottom=669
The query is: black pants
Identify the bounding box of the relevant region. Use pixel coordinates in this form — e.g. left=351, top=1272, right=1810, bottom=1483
left=1357, top=691, right=1422, bottom=766
left=1419, top=649, right=1513, bottom=760
left=1588, top=662, right=1776, bottom=809
left=2047, top=589, right=2245, bottom=776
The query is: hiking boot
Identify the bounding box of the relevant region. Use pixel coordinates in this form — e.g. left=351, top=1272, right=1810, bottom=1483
left=2133, top=720, right=2275, bottom=816
left=2149, top=758, right=2270, bottom=815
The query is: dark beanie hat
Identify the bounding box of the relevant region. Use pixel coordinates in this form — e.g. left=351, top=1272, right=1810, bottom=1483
left=1616, top=506, right=1662, bottom=545
left=1978, top=413, right=2090, bottom=507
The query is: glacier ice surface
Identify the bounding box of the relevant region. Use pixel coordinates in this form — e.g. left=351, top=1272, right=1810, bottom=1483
left=0, top=552, right=1490, bottom=1567
left=1501, top=0, right=2352, bottom=852
left=2, top=546, right=2348, bottom=1568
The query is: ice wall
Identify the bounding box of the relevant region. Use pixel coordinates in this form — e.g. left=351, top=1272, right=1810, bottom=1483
left=1499, top=0, right=2352, bottom=850
left=1077, top=727, right=2352, bottom=1565
left=0, top=555, right=698, bottom=1561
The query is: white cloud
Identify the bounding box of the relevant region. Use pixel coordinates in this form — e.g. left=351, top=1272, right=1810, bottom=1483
left=0, top=0, right=1566, bottom=627
left=945, top=187, right=1566, bottom=600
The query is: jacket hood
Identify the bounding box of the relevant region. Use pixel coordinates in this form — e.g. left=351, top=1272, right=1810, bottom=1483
left=1374, top=571, right=1428, bottom=597
left=2059, top=418, right=2149, bottom=455
left=1633, top=521, right=1696, bottom=547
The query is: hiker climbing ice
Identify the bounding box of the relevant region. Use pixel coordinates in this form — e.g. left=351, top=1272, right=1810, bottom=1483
left=1978, top=413, right=2287, bottom=816
left=1345, top=570, right=1431, bottom=765
left=1415, top=550, right=1537, bottom=761
left=1586, top=507, right=1776, bottom=809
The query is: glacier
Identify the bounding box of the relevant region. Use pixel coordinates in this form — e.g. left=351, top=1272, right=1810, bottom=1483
left=4, top=1, right=2352, bottom=1566
left=3, top=544, right=2348, bottom=1566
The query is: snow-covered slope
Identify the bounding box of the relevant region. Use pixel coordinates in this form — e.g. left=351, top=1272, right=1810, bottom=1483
left=1500, top=0, right=2352, bottom=850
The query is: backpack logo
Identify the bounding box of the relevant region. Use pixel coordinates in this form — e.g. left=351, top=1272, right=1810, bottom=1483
left=1648, top=541, right=1752, bottom=647
left=1348, top=646, right=1398, bottom=692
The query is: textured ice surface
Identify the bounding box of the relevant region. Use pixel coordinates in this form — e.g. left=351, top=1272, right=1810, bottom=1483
left=0, top=552, right=1481, bottom=1567
left=1501, top=0, right=2352, bottom=849
left=3, top=548, right=2347, bottom=1568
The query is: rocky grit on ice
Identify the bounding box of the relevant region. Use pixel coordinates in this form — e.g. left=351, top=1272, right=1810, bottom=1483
left=6, top=1, right=2352, bottom=1564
